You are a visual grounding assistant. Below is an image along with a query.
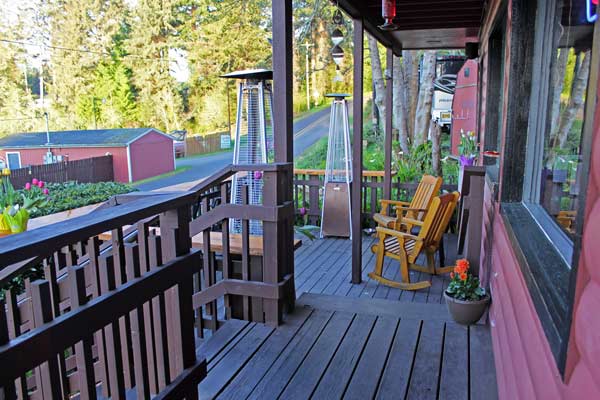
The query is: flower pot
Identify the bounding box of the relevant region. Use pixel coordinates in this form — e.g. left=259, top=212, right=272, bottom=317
left=444, top=292, right=490, bottom=325
left=459, top=155, right=476, bottom=167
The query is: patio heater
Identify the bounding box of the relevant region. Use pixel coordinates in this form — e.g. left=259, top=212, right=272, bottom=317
left=321, top=93, right=352, bottom=239
left=222, top=69, right=274, bottom=235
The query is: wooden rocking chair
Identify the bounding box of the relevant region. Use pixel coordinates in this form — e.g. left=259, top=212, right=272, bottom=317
left=373, top=174, right=443, bottom=232
left=368, top=192, right=460, bottom=291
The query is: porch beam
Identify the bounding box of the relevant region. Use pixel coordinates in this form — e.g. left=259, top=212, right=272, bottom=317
left=384, top=48, right=393, bottom=200
left=272, top=0, right=293, bottom=163
left=352, top=17, right=364, bottom=284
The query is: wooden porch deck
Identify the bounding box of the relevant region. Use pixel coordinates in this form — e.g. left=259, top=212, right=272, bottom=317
left=194, top=234, right=498, bottom=400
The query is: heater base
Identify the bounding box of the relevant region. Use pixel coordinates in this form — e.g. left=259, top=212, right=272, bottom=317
left=321, top=182, right=351, bottom=238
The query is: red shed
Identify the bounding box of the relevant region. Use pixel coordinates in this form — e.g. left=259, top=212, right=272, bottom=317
left=0, top=128, right=174, bottom=183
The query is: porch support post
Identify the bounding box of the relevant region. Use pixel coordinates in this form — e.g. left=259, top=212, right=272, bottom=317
left=272, top=0, right=293, bottom=163
left=271, top=0, right=295, bottom=316
left=384, top=48, right=393, bottom=200
left=351, top=17, right=364, bottom=284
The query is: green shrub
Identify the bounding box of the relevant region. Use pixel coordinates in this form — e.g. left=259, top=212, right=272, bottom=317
left=30, top=181, right=137, bottom=218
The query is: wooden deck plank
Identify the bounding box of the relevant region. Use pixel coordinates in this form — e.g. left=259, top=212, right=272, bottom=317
left=376, top=318, right=422, bottom=400
left=297, top=293, right=453, bottom=322
left=439, top=323, right=469, bottom=400
left=343, top=316, right=398, bottom=399
left=303, top=239, right=353, bottom=295
left=206, top=323, right=255, bottom=371
left=320, top=236, right=372, bottom=296
left=195, top=319, right=250, bottom=364
left=406, top=319, right=445, bottom=400
left=295, top=238, right=347, bottom=294
left=217, top=307, right=313, bottom=400
left=470, top=324, right=499, bottom=400
left=246, top=309, right=334, bottom=400
left=198, top=323, right=274, bottom=399
left=311, top=314, right=376, bottom=399
left=279, top=311, right=355, bottom=399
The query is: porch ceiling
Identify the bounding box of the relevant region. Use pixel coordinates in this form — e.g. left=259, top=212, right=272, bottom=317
left=337, top=0, right=484, bottom=51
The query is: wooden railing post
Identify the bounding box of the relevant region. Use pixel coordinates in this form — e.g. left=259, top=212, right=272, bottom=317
left=159, top=206, right=192, bottom=381
left=0, top=300, right=17, bottom=400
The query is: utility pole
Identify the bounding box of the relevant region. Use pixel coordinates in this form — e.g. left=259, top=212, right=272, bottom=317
left=301, top=42, right=313, bottom=111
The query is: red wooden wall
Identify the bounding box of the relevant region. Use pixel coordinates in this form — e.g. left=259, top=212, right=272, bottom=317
left=478, top=0, right=600, bottom=398
left=129, top=130, right=175, bottom=182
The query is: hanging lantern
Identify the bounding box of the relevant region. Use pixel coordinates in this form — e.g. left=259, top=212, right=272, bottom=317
left=379, top=0, right=399, bottom=31
left=331, top=28, right=344, bottom=46
left=331, top=45, right=344, bottom=66
left=332, top=8, right=344, bottom=25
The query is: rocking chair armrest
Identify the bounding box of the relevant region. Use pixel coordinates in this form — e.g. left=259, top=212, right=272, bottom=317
left=380, top=199, right=411, bottom=207
left=399, top=217, right=424, bottom=226
left=375, top=227, right=420, bottom=243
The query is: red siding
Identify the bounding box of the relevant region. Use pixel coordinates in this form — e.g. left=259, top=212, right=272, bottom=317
left=128, top=130, right=174, bottom=182
left=450, top=59, right=479, bottom=155
left=0, top=146, right=130, bottom=183
left=478, top=0, right=600, bottom=398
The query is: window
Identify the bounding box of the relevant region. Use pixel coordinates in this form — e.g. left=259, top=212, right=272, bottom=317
left=6, top=152, right=21, bottom=169
left=501, top=0, right=598, bottom=374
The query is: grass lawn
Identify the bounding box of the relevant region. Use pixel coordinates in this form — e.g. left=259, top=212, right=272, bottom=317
left=132, top=165, right=192, bottom=186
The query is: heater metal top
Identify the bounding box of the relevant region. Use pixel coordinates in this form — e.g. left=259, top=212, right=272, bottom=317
left=326, top=93, right=351, bottom=99
left=221, top=69, right=273, bottom=81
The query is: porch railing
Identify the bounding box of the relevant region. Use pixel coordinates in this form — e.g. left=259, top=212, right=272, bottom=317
left=292, top=169, right=457, bottom=225
left=0, top=162, right=295, bottom=399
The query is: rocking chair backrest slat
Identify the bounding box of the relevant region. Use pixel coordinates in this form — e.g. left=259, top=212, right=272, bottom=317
left=417, top=192, right=460, bottom=248
left=408, top=175, right=443, bottom=219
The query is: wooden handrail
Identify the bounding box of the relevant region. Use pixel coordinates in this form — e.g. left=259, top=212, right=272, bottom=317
left=293, top=169, right=395, bottom=177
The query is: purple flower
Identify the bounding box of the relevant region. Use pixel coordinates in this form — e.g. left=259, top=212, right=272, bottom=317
left=459, top=155, right=476, bottom=167
left=25, top=182, right=31, bottom=190
left=253, top=171, right=263, bottom=180
left=43, top=188, right=49, bottom=195
left=32, top=178, right=38, bottom=185
left=299, top=207, right=307, bottom=216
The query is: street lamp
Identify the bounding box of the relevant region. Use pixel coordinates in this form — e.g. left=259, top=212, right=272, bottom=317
left=301, top=42, right=314, bottom=110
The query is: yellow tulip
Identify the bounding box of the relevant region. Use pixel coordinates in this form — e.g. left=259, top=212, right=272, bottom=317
left=1, top=168, right=10, bottom=176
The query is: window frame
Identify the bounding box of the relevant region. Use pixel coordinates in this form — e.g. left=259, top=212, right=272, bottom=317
left=6, top=151, right=21, bottom=169
left=499, top=0, right=599, bottom=376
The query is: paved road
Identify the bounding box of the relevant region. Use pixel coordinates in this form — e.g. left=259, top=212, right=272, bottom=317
left=135, top=106, right=331, bottom=191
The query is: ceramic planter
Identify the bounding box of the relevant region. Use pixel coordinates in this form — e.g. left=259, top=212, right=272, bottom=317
left=444, top=292, right=490, bottom=325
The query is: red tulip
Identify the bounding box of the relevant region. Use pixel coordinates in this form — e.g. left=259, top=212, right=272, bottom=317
left=32, top=178, right=38, bottom=185
left=25, top=182, right=31, bottom=190
left=38, top=181, right=44, bottom=188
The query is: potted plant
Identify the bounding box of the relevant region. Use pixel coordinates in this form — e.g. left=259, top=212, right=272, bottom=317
left=0, top=170, right=49, bottom=236
left=444, top=259, right=490, bottom=325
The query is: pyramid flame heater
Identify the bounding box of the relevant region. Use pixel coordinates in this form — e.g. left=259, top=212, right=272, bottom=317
left=321, top=93, right=352, bottom=239
left=222, top=69, right=274, bottom=235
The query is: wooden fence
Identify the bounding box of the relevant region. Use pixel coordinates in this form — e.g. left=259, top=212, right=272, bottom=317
left=292, top=169, right=457, bottom=226
left=8, top=155, right=114, bottom=187
left=0, top=162, right=295, bottom=399
left=185, top=132, right=232, bottom=157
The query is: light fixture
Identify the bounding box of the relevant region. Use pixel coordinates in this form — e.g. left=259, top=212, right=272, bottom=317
left=331, top=28, right=344, bottom=46
left=379, top=0, right=399, bottom=31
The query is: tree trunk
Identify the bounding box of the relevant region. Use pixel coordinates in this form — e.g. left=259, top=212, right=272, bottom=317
left=413, top=51, right=436, bottom=147
left=393, top=54, right=410, bottom=153
left=368, top=34, right=386, bottom=134
left=431, top=119, right=442, bottom=176
left=548, top=48, right=569, bottom=143
left=404, top=50, right=419, bottom=142
left=555, top=50, right=590, bottom=149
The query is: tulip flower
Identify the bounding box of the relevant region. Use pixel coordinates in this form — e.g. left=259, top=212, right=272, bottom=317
left=253, top=171, right=263, bottom=180
left=43, top=188, right=49, bottom=195
left=299, top=207, right=307, bottom=216
left=38, top=181, right=44, bottom=188
left=32, top=178, right=38, bottom=185
left=25, top=182, right=31, bottom=190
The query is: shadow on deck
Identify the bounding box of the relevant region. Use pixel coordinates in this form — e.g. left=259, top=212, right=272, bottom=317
left=195, top=235, right=498, bottom=399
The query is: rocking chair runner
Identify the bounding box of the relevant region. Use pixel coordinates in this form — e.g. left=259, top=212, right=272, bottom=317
left=373, top=174, right=443, bottom=232
left=368, top=191, right=460, bottom=291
